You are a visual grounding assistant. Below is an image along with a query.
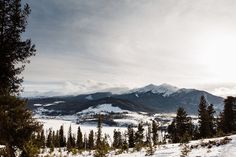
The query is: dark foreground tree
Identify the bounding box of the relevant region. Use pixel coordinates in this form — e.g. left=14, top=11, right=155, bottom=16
left=59, top=125, right=66, bottom=147
left=152, top=120, right=158, bottom=145
left=168, top=107, right=193, bottom=143
left=0, top=96, right=41, bottom=156
left=207, top=104, right=216, bottom=136
left=88, top=130, right=94, bottom=150
left=222, top=96, right=236, bottom=133
left=0, top=0, right=36, bottom=95
left=76, top=126, right=83, bottom=149
left=0, top=0, right=40, bottom=156
left=127, top=126, right=135, bottom=148
left=94, top=115, right=109, bottom=157
left=198, top=96, right=211, bottom=138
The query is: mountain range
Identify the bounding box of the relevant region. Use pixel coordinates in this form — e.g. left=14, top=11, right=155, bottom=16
left=27, top=83, right=224, bottom=115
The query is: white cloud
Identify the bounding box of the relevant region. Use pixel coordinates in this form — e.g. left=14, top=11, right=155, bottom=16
left=21, top=80, right=129, bottom=97
left=21, top=0, right=236, bottom=96
left=212, top=87, right=236, bottom=98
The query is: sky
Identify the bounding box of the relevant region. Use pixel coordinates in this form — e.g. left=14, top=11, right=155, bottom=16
left=21, top=0, right=236, bottom=97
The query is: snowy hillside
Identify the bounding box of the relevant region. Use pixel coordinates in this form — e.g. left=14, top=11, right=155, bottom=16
left=38, top=118, right=236, bottom=157
left=76, top=104, right=154, bottom=126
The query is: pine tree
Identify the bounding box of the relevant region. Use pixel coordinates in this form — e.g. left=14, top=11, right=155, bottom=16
left=88, top=130, right=94, bottom=150
left=40, top=129, right=46, bottom=148
left=59, top=125, right=66, bottom=147
left=67, top=125, right=75, bottom=151
left=207, top=104, right=216, bottom=136
left=152, top=120, right=158, bottom=145
left=46, top=129, right=53, bottom=148
left=83, top=133, right=88, bottom=150
left=135, top=122, right=144, bottom=150
left=96, top=114, right=102, bottom=148
left=113, top=129, right=122, bottom=149
left=94, top=115, right=109, bottom=157
left=128, top=125, right=135, bottom=148
left=222, top=96, right=236, bottom=133
left=76, top=126, right=83, bottom=149
left=168, top=118, right=178, bottom=142
left=145, top=124, right=152, bottom=146
left=168, top=107, right=193, bottom=143
left=0, top=1, right=40, bottom=156
left=0, top=0, right=36, bottom=95
left=54, top=130, right=60, bottom=148
left=198, top=96, right=211, bottom=138
left=121, top=132, right=129, bottom=153
left=113, top=129, right=119, bottom=149
left=216, top=112, right=225, bottom=135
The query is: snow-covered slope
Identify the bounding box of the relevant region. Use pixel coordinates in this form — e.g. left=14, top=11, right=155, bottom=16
left=37, top=118, right=236, bottom=157
left=129, top=83, right=179, bottom=97
left=78, top=104, right=129, bottom=114
left=76, top=104, right=154, bottom=126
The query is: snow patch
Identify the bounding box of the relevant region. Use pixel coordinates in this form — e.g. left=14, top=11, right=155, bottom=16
left=85, top=95, right=93, bottom=100
left=78, top=104, right=128, bottom=115
left=34, top=101, right=65, bottom=107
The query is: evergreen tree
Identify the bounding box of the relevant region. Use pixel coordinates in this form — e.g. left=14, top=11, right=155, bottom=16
left=0, top=0, right=36, bottom=95
left=198, top=96, right=211, bottom=138
left=59, top=125, right=66, bottom=147
left=96, top=114, right=102, bottom=147
left=0, top=96, right=41, bottom=156
left=135, top=122, right=144, bottom=149
left=121, top=132, right=129, bottom=152
left=113, top=129, right=122, bottom=149
left=54, top=130, right=60, bottom=148
left=128, top=125, right=135, bottom=148
left=67, top=125, right=75, bottom=151
left=20, top=134, right=41, bottom=157
left=207, top=104, right=216, bottom=136
left=40, top=129, right=46, bottom=148
left=46, top=129, right=53, bottom=148
left=168, top=118, right=178, bottom=142
left=83, top=133, right=88, bottom=150
left=0, top=1, right=40, bottom=156
left=76, top=126, right=83, bottom=149
left=152, top=120, right=158, bottom=145
left=168, top=107, right=193, bottom=143
left=222, top=96, right=236, bottom=133
left=145, top=124, right=152, bottom=146
left=146, top=127, right=155, bottom=157
left=94, top=115, right=110, bottom=157
left=88, top=130, right=94, bottom=150
left=216, top=112, right=225, bottom=135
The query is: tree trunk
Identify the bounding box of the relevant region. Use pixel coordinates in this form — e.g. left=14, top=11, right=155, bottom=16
left=5, top=144, right=16, bottom=157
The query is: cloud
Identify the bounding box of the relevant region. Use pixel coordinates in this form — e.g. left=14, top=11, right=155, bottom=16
left=21, top=80, right=129, bottom=97
left=21, top=0, right=236, bottom=96
left=211, top=87, right=236, bottom=98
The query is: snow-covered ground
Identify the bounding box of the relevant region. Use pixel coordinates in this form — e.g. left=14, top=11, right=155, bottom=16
left=38, top=117, right=236, bottom=157
left=38, top=126, right=236, bottom=157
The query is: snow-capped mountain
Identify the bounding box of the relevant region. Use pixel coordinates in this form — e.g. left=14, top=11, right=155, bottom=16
left=27, top=83, right=224, bottom=116
left=129, top=83, right=179, bottom=97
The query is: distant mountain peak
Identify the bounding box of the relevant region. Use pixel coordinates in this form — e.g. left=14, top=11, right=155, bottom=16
left=129, top=83, right=179, bottom=97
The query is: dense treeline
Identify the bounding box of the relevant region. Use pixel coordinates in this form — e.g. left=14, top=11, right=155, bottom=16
left=168, top=95, right=236, bottom=143
left=29, top=115, right=159, bottom=156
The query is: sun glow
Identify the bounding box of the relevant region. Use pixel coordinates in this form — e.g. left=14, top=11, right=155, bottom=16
left=195, top=29, right=236, bottom=82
